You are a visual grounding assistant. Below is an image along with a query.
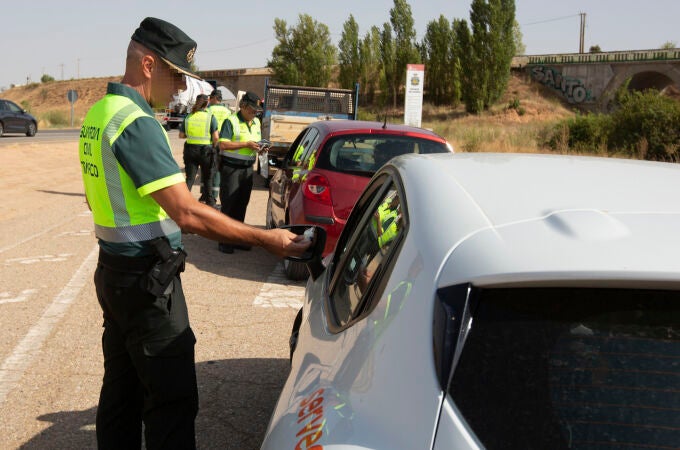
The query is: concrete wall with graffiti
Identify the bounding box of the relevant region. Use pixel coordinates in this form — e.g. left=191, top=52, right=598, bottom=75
left=529, top=65, right=613, bottom=105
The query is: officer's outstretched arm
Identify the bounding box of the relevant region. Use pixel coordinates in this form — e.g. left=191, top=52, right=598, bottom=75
left=151, top=183, right=310, bottom=258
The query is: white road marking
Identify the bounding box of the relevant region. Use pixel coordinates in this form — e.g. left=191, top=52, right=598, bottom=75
left=5, top=254, right=73, bottom=265
left=0, top=210, right=91, bottom=255
left=57, top=230, right=92, bottom=237
left=253, top=263, right=306, bottom=308
left=0, top=245, right=98, bottom=406
left=0, top=289, right=37, bottom=305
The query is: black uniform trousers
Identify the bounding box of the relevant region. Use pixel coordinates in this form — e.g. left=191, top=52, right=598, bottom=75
left=94, top=249, right=198, bottom=450
left=183, top=143, right=216, bottom=206
left=218, top=156, right=254, bottom=223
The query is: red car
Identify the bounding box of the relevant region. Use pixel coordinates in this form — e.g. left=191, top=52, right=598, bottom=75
left=266, top=119, right=453, bottom=279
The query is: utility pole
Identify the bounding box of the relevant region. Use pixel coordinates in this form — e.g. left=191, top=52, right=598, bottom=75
left=60, top=63, right=64, bottom=80
left=579, top=12, right=586, bottom=53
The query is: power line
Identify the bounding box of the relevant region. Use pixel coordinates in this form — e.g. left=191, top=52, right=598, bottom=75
left=522, top=14, right=580, bottom=27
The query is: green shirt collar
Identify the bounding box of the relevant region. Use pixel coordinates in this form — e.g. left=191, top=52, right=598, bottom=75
left=106, top=82, right=155, bottom=115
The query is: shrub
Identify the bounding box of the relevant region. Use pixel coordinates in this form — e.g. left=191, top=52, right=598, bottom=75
left=608, top=89, right=680, bottom=160
left=544, top=88, right=680, bottom=161
left=42, top=110, right=69, bottom=127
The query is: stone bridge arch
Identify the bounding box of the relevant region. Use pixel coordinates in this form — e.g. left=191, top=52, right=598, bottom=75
left=598, top=63, right=680, bottom=110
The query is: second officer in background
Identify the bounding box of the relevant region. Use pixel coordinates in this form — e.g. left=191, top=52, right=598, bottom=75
left=216, top=91, right=263, bottom=254
left=207, top=89, right=231, bottom=207
left=179, top=93, right=219, bottom=207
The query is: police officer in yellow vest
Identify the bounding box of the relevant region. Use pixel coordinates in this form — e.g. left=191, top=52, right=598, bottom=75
left=179, top=94, right=218, bottom=206
left=216, top=91, right=263, bottom=254
left=78, top=17, right=310, bottom=449
left=207, top=89, right=230, bottom=204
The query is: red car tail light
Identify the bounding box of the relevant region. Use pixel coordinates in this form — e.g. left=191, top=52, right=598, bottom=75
left=302, top=174, right=332, bottom=206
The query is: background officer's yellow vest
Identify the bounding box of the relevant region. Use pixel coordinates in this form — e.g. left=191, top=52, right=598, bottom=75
left=219, top=113, right=261, bottom=162
left=208, top=104, right=230, bottom=131
left=185, top=110, right=212, bottom=145
left=79, top=95, right=180, bottom=243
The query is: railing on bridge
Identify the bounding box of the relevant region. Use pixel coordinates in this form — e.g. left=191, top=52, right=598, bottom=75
left=514, top=48, right=680, bottom=66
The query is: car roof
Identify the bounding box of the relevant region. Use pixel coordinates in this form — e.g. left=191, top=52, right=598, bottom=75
left=391, top=152, right=680, bottom=289
left=311, top=119, right=447, bottom=141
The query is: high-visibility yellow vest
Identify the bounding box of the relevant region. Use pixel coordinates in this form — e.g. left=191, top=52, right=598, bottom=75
left=79, top=95, right=182, bottom=243
left=208, top=104, right=230, bottom=130
left=373, top=201, right=400, bottom=248
left=219, top=113, right=261, bottom=162
left=184, top=110, right=212, bottom=145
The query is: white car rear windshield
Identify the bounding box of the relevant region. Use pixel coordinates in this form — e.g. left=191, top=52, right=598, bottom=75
left=448, top=287, right=680, bottom=449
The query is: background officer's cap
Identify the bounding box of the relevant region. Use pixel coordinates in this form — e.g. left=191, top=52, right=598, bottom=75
left=131, top=17, right=199, bottom=79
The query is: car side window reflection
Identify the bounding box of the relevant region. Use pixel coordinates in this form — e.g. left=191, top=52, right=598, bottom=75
left=330, top=182, right=404, bottom=328
left=287, top=128, right=310, bottom=164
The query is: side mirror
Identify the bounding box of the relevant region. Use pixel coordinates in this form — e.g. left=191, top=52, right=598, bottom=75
left=280, top=225, right=327, bottom=280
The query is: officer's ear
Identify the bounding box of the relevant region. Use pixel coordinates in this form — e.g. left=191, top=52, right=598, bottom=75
left=142, top=55, right=156, bottom=79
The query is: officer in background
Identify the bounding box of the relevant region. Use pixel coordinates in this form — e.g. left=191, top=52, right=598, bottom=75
left=216, top=91, right=264, bottom=254
left=179, top=93, right=218, bottom=207
left=78, top=17, right=309, bottom=449
left=207, top=89, right=230, bottom=206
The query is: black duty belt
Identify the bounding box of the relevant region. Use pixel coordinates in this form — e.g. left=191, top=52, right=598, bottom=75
left=98, top=248, right=157, bottom=273
left=220, top=155, right=254, bottom=168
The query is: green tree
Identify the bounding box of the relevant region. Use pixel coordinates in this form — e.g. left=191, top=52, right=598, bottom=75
left=453, top=18, right=482, bottom=113
left=512, top=19, right=525, bottom=55
left=660, top=41, right=677, bottom=49
left=40, top=74, right=55, bottom=83
left=389, top=0, right=420, bottom=107
left=422, top=15, right=456, bottom=105
left=380, top=22, right=397, bottom=108
left=268, top=14, right=336, bottom=86
left=465, top=0, right=516, bottom=112
left=338, top=15, right=361, bottom=90
left=487, top=0, right=516, bottom=105
left=359, top=26, right=382, bottom=105
left=589, top=45, right=602, bottom=53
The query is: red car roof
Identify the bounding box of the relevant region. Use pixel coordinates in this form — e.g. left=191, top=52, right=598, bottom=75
left=311, top=119, right=447, bottom=142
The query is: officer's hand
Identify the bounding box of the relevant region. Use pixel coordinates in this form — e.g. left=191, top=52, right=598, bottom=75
left=263, top=228, right=312, bottom=258
left=246, top=140, right=260, bottom=151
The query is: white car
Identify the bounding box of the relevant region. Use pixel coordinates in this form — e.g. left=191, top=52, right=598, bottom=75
left=261, top=153, right=680, bottom=450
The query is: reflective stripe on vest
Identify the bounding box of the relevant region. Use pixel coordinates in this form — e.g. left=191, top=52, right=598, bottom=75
left=185, top=110, right=212, bottom=145
left=219, top=113, right=261, bottom=162
left=80, top=94, right=180, bottom=243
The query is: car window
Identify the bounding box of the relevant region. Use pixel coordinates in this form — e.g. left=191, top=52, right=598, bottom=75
left=316, top=134, right=449, bottom=175
left=328, top=179, right=405, bottom=328
left=298, top=128, right=320, bottom=168
left=287, top=128, right=311, bottom=164
left=0, top=101, right=8, bottom=111
left=445, top=286, right=680, bottom=449
left=5, top=101, right=21, bottom=113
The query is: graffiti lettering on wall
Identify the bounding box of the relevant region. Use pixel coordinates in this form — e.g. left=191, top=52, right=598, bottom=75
left=531, top=66, right=593, bottom=104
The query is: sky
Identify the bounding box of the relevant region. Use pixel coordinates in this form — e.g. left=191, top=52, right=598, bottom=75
left=2, top=0, right=679, bottom=90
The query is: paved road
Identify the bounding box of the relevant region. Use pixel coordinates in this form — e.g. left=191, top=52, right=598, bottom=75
left=0, top=131, right=306, bottom=449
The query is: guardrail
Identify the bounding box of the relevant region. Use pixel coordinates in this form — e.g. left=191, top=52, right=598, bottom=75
left=512, top=48, right=680, bottom=67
